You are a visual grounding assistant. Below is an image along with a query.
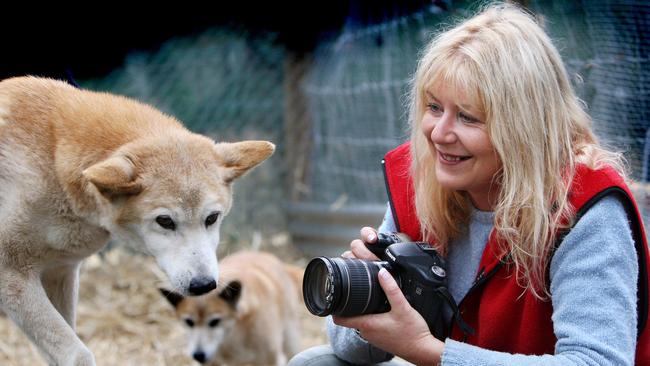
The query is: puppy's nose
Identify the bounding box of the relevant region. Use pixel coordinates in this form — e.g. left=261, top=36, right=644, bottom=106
left=189, top=276, right=216, bottom=295
left=193, top=350, right=207, bottom=363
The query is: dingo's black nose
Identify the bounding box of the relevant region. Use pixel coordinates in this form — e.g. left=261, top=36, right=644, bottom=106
left=189, top=276, right=216, bottom=295
left=193, top=350, right=207, bottom=363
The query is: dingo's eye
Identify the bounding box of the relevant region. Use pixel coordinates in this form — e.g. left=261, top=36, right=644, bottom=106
left=156, top=215, right=176, bottom=231
left=208, top=318, right=221, bottom=327
left=184, top=318, right=195, bottom=327
left=205, top=212, right=220, bottom=227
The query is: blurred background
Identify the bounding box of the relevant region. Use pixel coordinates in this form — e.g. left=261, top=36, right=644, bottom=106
left=0, top=0, right=648, bottom=364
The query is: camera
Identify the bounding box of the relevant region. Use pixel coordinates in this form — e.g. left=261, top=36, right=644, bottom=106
left=302, top=232, right=452, bottom=338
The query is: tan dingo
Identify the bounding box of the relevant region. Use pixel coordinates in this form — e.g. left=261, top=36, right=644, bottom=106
left=0, top=76, right=274, bottom=365
left=160, top=251, right=304, bottom=365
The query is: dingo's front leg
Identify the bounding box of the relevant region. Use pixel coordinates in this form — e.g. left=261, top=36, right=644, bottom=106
left=42, top=263, right=81, bottom=328
left=0, top=268, right=95, bottom=366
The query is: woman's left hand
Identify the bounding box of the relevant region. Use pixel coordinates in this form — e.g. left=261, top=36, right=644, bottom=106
left=332, top=268, right=445, bottom=365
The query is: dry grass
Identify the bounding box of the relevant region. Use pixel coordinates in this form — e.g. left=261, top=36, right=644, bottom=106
left=0, top=246, right=327, bottom=366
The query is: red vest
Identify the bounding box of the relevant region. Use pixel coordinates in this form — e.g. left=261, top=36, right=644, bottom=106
left=383, top=142, right=650, bottom=364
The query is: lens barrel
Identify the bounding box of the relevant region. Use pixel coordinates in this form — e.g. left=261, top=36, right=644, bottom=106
left=303, top=257, right=390, bottom=317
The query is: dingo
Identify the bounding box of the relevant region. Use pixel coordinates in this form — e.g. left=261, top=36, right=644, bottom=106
left=160, top=251, right=304, bottom=365
left=0, top=76, right=274, bottom=365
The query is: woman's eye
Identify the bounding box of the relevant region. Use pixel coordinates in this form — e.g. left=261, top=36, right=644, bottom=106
left=459, top=112, right=480, bottom=124
left=427, top=103, right=442, bottom=114
left=156, top=215, right=176, bottom=231
left=205, top=212, right=220, bottom=227
left=184, top=318, right=195, bottom=327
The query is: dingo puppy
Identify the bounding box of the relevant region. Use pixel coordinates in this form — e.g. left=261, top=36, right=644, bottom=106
left=160, top=251, right=304, bottom=365
left=0, top=76, right=274, bottom=365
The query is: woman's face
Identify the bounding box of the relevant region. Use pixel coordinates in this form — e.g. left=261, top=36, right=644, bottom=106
left=420, top=84, right=501, bottom=211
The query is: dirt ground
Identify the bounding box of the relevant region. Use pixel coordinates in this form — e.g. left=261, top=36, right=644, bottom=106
left=0, top=246, right=328, bottom=366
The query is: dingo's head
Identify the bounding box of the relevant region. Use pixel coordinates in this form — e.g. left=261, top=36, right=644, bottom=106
left=83, top=135, right=274, bottom=295
left=160, top=282, right=242, bottom=364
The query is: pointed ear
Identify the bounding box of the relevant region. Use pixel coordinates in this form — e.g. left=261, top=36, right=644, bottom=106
left=83, top=155, right=143, bottom=198
left=215, top=141, right=275, bottom=183
left=159, top=288, right=185, bottom=308
left=219, top=280, right=242, bottom=309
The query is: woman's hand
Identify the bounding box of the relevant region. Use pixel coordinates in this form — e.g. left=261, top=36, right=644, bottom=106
left=342, top=226, right=381, bottom=260
left=332, top=268, right=445, bottom=365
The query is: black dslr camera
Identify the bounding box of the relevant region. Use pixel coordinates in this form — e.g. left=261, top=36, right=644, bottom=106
left=302, top=233, right=456, bottom=339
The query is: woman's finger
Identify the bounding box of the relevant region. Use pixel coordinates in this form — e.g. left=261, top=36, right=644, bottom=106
left=377, top=268, right=410, bottom=312
left=360, top=226, right=378, bottom=243
left=351, top=239, right=378, bottom=260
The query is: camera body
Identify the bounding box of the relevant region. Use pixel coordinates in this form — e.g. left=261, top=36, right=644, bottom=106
left=302, top=232, right=449, bottom=338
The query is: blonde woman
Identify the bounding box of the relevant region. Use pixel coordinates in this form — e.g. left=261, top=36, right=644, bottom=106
left=290, top=2, right=649, bottom=366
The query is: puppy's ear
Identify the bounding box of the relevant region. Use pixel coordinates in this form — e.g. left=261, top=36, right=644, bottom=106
left=159, top=288, right=185, bottom=308
left=83, top=155, right=142, bottom=198
left=219, top=280, right=242, bottom=308
left=215, top=141, right=275, bottom=183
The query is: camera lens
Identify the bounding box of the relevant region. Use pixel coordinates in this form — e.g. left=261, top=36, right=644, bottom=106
left=303, top=257, right=391, bottom=317
left=302, top=257, right=337, bottom=315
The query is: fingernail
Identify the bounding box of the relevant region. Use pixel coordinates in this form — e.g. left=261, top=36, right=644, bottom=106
left=367, top=232, right=376, bottom=242
left=378, top=268, right=388, bottom=278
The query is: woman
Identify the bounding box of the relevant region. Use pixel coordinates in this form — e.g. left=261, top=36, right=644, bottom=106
left=290, top=2, right=649, bottom=365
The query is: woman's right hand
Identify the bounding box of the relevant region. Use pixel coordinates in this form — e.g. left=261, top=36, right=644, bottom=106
left=342, top=226, right=381, bottom=261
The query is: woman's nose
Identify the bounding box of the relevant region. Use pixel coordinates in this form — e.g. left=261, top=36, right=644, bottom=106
left=431, top=112, right=456, bottom=144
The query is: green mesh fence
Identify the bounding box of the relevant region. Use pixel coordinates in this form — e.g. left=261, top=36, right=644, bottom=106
left=525, top=0, right=650, bottom=180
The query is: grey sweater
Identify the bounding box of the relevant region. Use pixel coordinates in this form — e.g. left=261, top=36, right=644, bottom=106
left=327, top=195, right=639, bottom=365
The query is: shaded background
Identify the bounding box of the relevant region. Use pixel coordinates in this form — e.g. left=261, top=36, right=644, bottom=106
left=0, top=1, right=648, bottom=364
left=0, top=2, right=349, bottom=79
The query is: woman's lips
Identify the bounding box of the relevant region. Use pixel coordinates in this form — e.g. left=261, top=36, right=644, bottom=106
left=438, top=151, right=471, bottom=164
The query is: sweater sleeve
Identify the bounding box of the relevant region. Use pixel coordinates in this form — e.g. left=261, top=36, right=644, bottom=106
left=441, top=195, right=638, bottom=366
left=326, top=203, right=396, bottom=364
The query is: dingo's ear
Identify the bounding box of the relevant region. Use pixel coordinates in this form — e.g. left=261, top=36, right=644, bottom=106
left=219, top=280, right=242, bottom=309
left=159, top=288, right=185, bottom=308
left=83, top=155, right=143, bottom=197
left=215, top=141, right=275, bottom=183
